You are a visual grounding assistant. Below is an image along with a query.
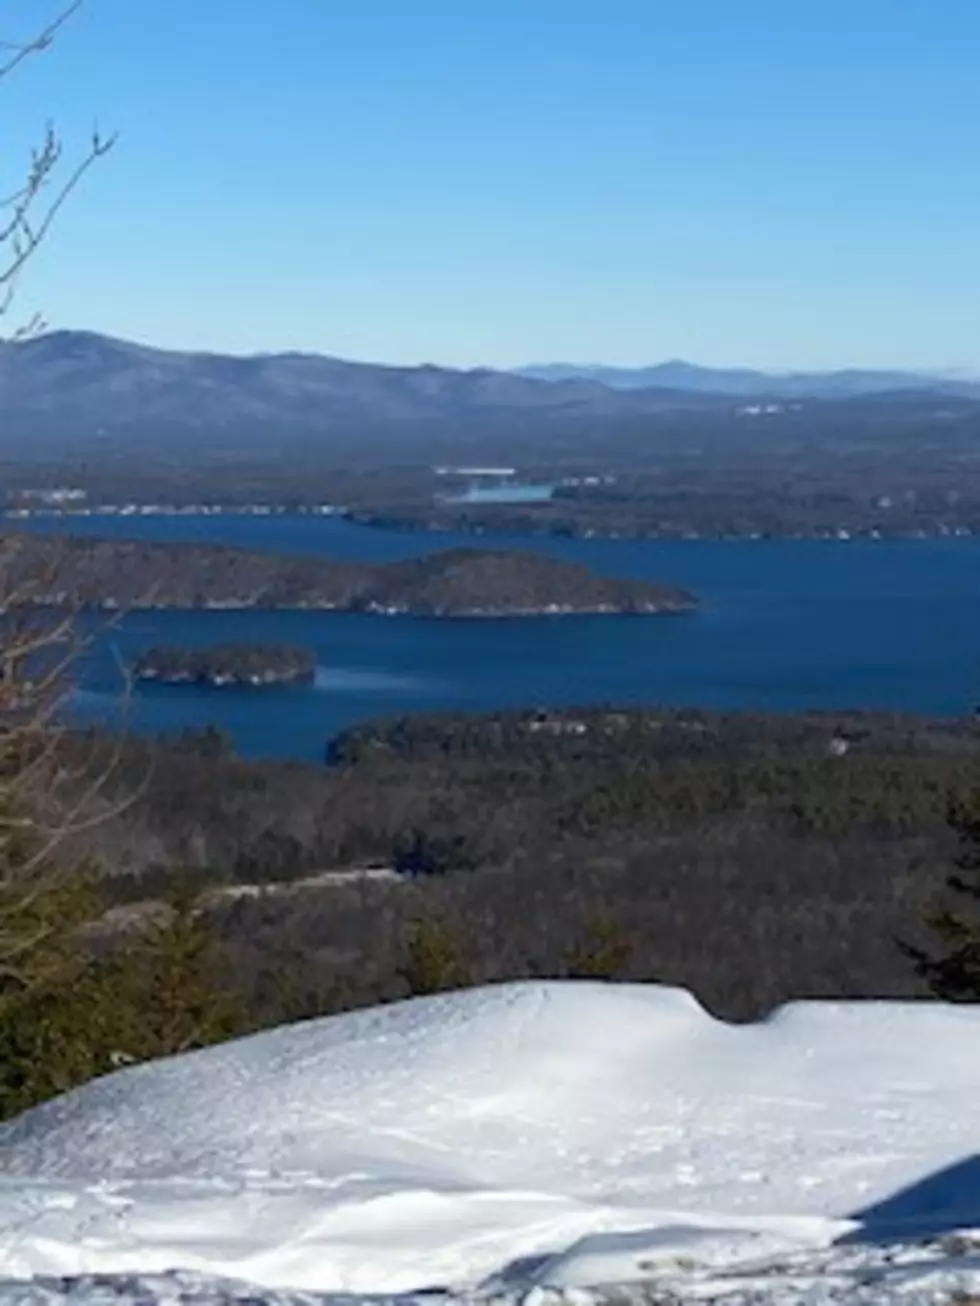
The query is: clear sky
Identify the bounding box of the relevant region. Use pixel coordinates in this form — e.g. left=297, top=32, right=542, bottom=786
left=6, top=0, right=980, bottom=369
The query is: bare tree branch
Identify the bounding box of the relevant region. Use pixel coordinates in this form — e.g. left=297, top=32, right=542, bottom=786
left=0, top=593, right=149, bottom=994
left=0, top=1, right=115, bottom=339
left=0, top=1, right=123, bottom=989
left=0, top=1, right=83, bottom=82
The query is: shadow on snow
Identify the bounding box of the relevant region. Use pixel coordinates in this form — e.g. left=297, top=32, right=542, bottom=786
left=842, top=1153, right=980, bottom=1244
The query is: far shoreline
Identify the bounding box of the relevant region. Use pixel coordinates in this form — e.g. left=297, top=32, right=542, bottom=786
left=4, top=505, right=979, bottom=545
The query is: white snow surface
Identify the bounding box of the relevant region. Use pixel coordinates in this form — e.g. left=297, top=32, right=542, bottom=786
left=1, top=981, right=980, bottom=1303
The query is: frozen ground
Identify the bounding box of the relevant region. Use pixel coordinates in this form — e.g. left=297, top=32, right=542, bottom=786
left=1, top=981, right=979, bottom=1303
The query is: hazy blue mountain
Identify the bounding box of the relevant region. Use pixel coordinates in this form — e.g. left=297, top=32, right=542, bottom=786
left=0, top=331, right=725, bottom=441
left=517, top=360, right=979, bottom=398
left=2, top=332, right=976, bottom=458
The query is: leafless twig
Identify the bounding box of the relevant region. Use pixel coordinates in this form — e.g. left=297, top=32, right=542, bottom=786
left=0, top=1, right=115, bottom=339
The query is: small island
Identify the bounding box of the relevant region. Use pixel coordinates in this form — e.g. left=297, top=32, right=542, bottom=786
left=134, top=644, right=316, bottom=689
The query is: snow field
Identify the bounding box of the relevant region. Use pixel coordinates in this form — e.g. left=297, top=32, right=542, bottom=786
left=0, top=982, right=978, bottom=1303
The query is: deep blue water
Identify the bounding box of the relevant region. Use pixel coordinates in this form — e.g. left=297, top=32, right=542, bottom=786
left=15, top=513, right=980, bottom=761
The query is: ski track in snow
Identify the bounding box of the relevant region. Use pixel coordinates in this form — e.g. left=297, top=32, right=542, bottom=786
left=0, top=982, right=979, bottom=1303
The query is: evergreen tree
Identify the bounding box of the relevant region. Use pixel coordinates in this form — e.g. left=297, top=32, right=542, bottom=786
left=900, top=799, right=980, bottom=1000
left=399, top=915, right=470, bottom=996
left=0, top=817, right=137, bottom=1118
left=0, top=867, right=244, bottom=1119
left=563, top=913, right=634, bottom=980
left=120, top=884, right=243, bottom=1059
left=0, top=949, right=135, bottom=1118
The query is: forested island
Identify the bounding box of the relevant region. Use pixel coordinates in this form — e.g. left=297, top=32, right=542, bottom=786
left=0, top=533, right=696, bottom=616
left=134, top=644, right=316, bottom=689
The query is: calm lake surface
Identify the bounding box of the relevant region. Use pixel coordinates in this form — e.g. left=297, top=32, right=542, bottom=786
left=15, top=513, right=980, bottom=761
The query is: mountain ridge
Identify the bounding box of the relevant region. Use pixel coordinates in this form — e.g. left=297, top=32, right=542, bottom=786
left=0, top=330, right=717, bottom=437
left=516, top=359, right=980, bottom=398
left=0, top=330, right=977, bottom=449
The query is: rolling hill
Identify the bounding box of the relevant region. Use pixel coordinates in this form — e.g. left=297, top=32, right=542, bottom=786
left=517, top=359, right=980, bottom=398
left=0, top=330, right=723, bottom=443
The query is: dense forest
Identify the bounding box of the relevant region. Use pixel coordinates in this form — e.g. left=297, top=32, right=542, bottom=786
left=44, top=705, right=980, bottom=1034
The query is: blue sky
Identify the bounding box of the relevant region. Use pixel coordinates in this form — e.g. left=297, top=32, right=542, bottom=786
left=7, top=0, right=980, bottom=369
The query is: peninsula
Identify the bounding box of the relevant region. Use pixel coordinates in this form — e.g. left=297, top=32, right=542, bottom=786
left=0, top=534, right=697, bottom=617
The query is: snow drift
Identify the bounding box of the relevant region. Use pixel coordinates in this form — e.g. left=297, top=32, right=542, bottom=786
left=1, top=981, right=980, bottom=1302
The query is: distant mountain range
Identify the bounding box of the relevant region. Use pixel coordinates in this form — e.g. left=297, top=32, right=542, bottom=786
left=0, top=331, right=717, bottom=441
left=0, top=331, right=977, bottom=448
left=517, top=360, right=980, bottom=399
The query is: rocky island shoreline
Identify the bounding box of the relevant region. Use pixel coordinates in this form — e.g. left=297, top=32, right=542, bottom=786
left=134, top=644, right=316, bottom=689
left=0, top=533, right=697, bottom=617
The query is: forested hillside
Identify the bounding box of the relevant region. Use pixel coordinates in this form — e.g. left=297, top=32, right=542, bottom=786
left=42, top=706, right=978, bottom=1033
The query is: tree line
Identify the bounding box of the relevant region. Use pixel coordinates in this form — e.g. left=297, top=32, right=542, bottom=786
left=1, top=702, right=976, bottom=1119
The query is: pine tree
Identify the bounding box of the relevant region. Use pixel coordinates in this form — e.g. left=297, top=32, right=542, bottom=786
left=399, top=915, right=470, bottom=996
left=900, top=799, right=980, bottom=1000
left=0, top=950, right=135, bottom=1118
left=0, top=834, right=137, bottom=1118
left=0, top=871, right=245, bottom=1119
left=563, top=913, right=634, bottom=980
left=117, top=883, right=244, bottom=1061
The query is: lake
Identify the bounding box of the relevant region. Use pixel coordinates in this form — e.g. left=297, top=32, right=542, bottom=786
left=14, top=513, right=980, bottom=761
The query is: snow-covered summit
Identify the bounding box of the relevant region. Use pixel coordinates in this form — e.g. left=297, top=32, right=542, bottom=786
left=1, top=982, right=717, bottom=1185
left=1, top=981, right=980, bottom=1302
